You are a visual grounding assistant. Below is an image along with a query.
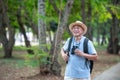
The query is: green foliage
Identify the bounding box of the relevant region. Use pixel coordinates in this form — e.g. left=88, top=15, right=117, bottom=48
left=24, top=45, right=51, bottom=67
left=6, top=0, right=20, bottom=28
left=54, top=0, right=66, bottom=10
left=46, top=0, right=60, bottom=22
left=34, top=48, right=50, bottom=66
left=107, top=4, right=120, bottom=19
left=24, top=54, right=39, bottom=67
left=69, top=0, right=81, bottom=22
left=62, top=30, right=71, bottom=40
left=92, top=0, right=111, bottom=23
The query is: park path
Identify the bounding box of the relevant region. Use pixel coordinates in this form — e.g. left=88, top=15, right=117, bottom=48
left=93, top=63, right=120, bottom=80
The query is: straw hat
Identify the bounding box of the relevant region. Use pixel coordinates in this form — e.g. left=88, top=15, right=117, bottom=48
left=69, top=21, right=87, bottom=35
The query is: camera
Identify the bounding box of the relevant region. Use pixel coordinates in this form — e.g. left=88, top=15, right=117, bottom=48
left=71, top=46, right=78, bottom=54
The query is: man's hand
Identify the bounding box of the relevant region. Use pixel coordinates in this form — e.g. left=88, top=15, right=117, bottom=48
left=74, top=49, right=84, bottom=57
left=62, top=52, right=69, bottom=62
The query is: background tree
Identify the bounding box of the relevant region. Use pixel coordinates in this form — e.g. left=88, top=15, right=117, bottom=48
left=107, top=0, right=120, bottom=54
left=48, top=0, right=74, bottom=76
left=16, top=5, right=34, bottom=54
left=86, top=0, right=93, bottom=40
left=38, top=0, right=48, bottom=74
left=0, top=0, right=15, bottom=58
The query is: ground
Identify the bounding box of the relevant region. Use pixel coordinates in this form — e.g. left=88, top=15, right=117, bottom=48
left=0, top=50, right=120, bottom=80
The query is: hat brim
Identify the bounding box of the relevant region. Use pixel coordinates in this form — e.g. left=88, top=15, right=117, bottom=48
left=69, top=21, right=87, bottom=35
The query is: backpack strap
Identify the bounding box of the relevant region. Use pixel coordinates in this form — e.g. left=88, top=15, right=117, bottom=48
left=83, top=38, right=94, bottom=74
left=67, top=37, right=73, bottom=56
left=83, top=38, right=89, bottom=67
left=65, top=37, right=72, bottom=63
left=83, top=38, right=89, bottom=53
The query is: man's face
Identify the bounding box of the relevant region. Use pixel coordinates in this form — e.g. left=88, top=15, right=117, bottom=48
left=71, top=25, right=84, bottom=37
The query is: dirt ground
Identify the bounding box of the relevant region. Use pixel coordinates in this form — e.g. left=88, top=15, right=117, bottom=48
left=0, top=50, right=120, bottom=80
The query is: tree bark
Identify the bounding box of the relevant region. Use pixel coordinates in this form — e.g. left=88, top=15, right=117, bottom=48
left=38, top=0, right=46, bottom=48
left=107, top=14, right=119, bottom=54
left=49, top=0, right=74, bottom=76
left=38, top=0, right=48, bottom=75
left=86, top=0, right=93, bottom=41
left=107, top=0, right=120, bottom=54
left=0, top=0, right=15, bottom=58
left=81, top=0, right=86, bottom=23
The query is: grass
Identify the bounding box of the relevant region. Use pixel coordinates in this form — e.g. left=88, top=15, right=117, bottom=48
left=0, top=58, right=26, bottom=68
left=0, top=46, right=40, bottom=68
left=0, top=56, right=40, bottom=69
left=95, top=45, right=107, bottom=51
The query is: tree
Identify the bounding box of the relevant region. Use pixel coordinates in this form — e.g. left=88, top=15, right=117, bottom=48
left=38, top=0, right=48, bottom=74
left=16, top=6, right=34, bottom=54
left=81, top=0, right=86, bottom=23
left=0, top=0, right=15, bottom=58
left=107, top=0, right=120, bottom=54
left=0, top=0, right=36, bottom=58
left=81, top=0, right=93, bottom=40
left=86, top=0, right=93, bottom=41
left=49, top=0, right=74, bottom=76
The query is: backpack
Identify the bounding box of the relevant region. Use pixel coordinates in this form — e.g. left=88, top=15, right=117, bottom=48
left=83, top=38, right=94, bottom=74
left=67, top=37, right=94, bottom=74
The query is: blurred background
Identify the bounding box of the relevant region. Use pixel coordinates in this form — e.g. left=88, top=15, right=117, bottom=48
left=0, top=0, right=120, bottom=80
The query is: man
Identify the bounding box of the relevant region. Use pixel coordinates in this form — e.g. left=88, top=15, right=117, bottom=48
left=61, top=21, right=98, bottom=80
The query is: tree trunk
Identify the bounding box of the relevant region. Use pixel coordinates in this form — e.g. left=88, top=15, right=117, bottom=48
left=96, top=25, right=100, bottom=45
left=86, top=0, right=93, bottom=40
left=101, top=23, right=107, bottom=45
left=17, top=7, right=34, bottom=54
left=49, top=0, right=74, bottom=76
left=24, top=8, right=38, bottom=36
left=38, top=0, right=46, bottom=48
left=107, top=14, right=119, bottom=54
left=81, top=0, right=86, bottom=23
left=38, top=0, right=48, bottom=75
left=0, top=0, right=15, bottom=58
left=107, top=0, right=120, bottom=54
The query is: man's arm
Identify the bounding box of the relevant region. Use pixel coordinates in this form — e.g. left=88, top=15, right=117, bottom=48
left=74, top=49, right=98, bottom=61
